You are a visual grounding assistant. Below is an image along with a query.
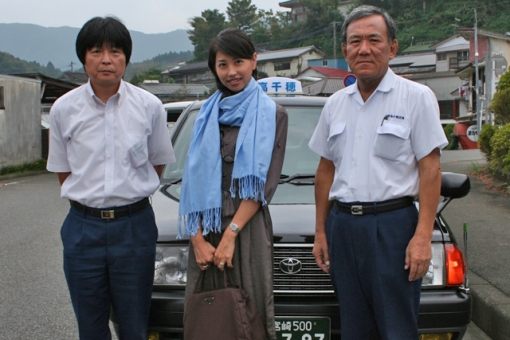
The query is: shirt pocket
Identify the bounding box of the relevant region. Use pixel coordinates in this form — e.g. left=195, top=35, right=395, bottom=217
left=327, top=122, right=347, bottom=162
left=128, top=134, right=149, bottom=168
left=374, top=122, right=411, bottom=161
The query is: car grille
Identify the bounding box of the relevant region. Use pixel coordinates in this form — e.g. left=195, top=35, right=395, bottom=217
left=273, top=244, right=334, bottom=294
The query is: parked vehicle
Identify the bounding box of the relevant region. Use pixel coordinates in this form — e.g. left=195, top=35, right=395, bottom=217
left=111, top=95, right=472, bottom=340
left=162, top=101, right=194, bottom=131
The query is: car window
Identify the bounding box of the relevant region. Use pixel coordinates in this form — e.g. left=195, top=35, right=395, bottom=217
left=162, top=110, right=199, bottom=181
left=281, top=107, right=321, bottom=177
left=162, top=105, right=322, bottom=204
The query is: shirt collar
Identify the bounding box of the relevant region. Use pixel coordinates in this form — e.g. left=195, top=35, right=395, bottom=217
left=85, top=79, right=125, bottom=107
left=343, top=68, right=397, bottom=96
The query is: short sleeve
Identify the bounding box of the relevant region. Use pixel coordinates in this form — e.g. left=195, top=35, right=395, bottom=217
left=308, top=100, right=333, bottom=160
left=411, top=88, right=448, bottom=161
left=147, top=101, right=176, bottom=166
left=46, top=103, right=71, bottom=173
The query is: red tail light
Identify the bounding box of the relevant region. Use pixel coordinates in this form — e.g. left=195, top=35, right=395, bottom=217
left=445, top=244, right=465, bottom=286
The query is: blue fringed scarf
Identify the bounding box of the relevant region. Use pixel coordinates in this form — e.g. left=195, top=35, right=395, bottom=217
left=178, top=78, right=276, bottom=237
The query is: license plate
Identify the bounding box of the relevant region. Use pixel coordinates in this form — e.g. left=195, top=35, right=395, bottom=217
left=275, top=316, right=330, bottom=340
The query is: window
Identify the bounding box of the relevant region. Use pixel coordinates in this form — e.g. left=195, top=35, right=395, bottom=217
left=457, top=51, right=469, bottom=62
left=274, top=61, right=291, bottom=71
left=295, top=13, right=306, bottom=22
left=0, top=86, right=4, bottom=109
left=438, top=100, right=455, bottom=120
left=437, top=53, right=447, bottom=61
left=323, top=60, right=328, bottom=66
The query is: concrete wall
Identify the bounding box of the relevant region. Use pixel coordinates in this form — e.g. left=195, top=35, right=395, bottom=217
left=0, top=75, right=41, bottom=168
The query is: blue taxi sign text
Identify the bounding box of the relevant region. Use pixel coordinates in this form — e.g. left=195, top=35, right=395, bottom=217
left=257, top=77, right=303, bottom=95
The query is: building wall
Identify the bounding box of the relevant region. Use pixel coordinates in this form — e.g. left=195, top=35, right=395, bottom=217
left=259, top=51, right=324, bottom=77
left=436, top=51, right=470, bottom=72
left=469, top=36, right=489, bottom=62
left=412, top=75, right=468, bottom=119
left=0, top=75, right=41, bottom=168
left=308, top=58, right=349, bottom=70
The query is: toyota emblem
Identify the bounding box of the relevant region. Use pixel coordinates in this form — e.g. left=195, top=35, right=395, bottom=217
left=279, top=258, right=302, bottom=274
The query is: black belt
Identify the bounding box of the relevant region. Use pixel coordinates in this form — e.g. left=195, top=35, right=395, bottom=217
left=334, top=197, right=415, bottom=215
left=70, top=198, right=150, bottom=219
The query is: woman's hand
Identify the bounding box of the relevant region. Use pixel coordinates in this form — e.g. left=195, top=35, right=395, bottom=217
left=214, top=229, right=237, bottom=271
left=191, top=233, right=216, bottom=271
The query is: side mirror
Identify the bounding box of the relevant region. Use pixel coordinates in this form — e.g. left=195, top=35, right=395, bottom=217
left=441, top=172, right=471, bottom=199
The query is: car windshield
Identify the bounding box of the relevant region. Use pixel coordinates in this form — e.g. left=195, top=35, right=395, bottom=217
left=162, top=105, right=322, bottom=204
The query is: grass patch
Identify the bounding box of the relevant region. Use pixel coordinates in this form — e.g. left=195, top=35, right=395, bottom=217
left=0, top=159, right=47, bottom=176
left=470, top=162, right=481, bottom=173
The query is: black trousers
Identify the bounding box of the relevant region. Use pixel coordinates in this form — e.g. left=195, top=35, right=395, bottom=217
left=326, top=204, right=421, bottom=340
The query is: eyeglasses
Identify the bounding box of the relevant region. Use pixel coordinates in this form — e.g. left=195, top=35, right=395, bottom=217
left=220, top=130, right=234, bottom=163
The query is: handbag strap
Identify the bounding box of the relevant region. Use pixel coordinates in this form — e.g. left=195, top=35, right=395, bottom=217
left=193, top=267, right=238, bottom=294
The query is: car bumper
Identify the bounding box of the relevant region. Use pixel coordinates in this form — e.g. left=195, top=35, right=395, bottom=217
left=111, top=288, right=471, bottom=339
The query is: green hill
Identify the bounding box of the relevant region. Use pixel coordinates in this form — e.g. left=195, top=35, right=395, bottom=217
left=0, top=51, right=62, bottom=78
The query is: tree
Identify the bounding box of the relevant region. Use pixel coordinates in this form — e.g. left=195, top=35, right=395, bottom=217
left=129, top=68, right=164, bottom=85
left=294, top=0, right=344, bottom=57
left=496, top=68, right=510, bottom=92
left=226, top=0, right=258, bottom=29
left=188, top=10, right=227, bottom=61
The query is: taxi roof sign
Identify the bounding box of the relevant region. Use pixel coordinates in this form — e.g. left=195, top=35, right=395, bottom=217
left=257, top=77, right=303, bottom=96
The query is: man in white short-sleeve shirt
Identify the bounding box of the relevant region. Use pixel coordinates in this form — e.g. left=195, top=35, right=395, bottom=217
left=308, top=6, right=447, bottom=340
left=47, top=16, right=175, bottom=340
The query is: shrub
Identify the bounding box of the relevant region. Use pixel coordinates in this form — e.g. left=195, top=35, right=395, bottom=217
left=478, top=123, right=496, bottom=159
left=443, top=123, right=459, bottom=150
left=489, top=87, right=510, bottom=125
left=489, top=123, right=510, bottom=174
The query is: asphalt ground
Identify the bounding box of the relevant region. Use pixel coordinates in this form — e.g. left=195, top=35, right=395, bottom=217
left=441, top=149, right=510, bottom=340
left=0, top=150, right=503, bottom=339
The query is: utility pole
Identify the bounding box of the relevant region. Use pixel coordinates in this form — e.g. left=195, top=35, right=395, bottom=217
left=474, top=9, right=481, bottom=135
left=333, top=21, right=337, bottom=59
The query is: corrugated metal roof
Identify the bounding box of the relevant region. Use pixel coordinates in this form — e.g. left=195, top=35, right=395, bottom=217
left=257, top=46, right=321, bottom=61
left=302, top=78, right=345, bottom=96
left=139, top=83, right=209, bottom=96
left=390, top=53, right=436, bottom=67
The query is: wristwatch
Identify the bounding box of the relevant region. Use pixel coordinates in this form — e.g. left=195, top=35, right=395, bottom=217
left=229, top=222, right=240, bottom=233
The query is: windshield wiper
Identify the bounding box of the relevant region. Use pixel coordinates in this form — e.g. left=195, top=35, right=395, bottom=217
left=279, top=173, right=315, bottom=185
left=160, top=177, right=182, bottom=185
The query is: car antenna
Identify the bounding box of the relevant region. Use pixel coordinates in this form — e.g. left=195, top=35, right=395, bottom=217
left=461, top=222, right=470, bottom=293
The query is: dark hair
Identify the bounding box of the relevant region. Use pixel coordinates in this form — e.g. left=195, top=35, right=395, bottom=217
left=208, top=28, right=257, bottom=94
left=76, top=16, right=132, bottom=66
left=341, top=5, right=397, bottom=44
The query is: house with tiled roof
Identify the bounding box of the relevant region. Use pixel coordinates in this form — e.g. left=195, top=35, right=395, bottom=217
left=297, top=66, right=350, bottom=80
left=279, top=0, right=354, bottom=21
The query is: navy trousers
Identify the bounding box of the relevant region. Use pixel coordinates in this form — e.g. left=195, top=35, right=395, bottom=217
left=326, top=204, right=421, bottom=340
left=61, top=204, right=157, bottom=340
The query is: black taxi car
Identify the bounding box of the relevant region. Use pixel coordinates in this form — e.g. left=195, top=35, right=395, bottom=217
left=111, top=94, right=471, bottom=340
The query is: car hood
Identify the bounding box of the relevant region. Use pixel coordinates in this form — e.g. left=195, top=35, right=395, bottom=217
left=152, top=183, right=315, bottom=244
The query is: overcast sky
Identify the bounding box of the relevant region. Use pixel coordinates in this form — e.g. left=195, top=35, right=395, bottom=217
left=0, top=0, right=289, bottom=34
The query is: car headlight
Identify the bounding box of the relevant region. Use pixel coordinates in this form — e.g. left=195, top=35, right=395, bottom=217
left=154, top=244, right=189, bottom=287
left=421, top=243, right=445, bottom=288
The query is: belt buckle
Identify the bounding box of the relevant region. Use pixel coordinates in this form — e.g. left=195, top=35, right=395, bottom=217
left=101, top=210, right=115, bottom=219
left=351, top=205, right=363, bottom=215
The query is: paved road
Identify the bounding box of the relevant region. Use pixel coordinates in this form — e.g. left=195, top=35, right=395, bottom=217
left=441, top=149, right=510, bottom=340
left=0, top=155, right=499, bottom=339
